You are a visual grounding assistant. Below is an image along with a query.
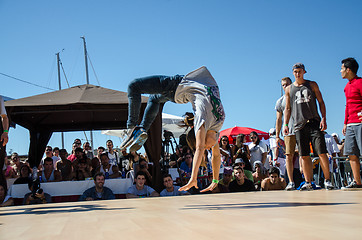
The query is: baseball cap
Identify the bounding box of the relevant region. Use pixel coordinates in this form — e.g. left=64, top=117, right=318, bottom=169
left=292, top=62, right=307, bottom=73
left=234, top=158, right=245, bottom=164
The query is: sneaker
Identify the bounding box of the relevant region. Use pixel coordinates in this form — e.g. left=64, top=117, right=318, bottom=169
left=341, top=181, right=362, bottom=191
left=129, top=130, right=148, bottom=152
left=285, top=182, right=295, bottom=191
left=120, top=127, right=146, bottom=149
left=324, top=180, right=335, bottom=190
left=300, top=182, right=313, bottom=191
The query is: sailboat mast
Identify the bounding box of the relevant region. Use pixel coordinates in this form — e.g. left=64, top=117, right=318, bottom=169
left=56, top=52, right=65, bottom=149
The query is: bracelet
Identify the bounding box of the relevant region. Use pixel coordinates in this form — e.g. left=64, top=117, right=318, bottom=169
left=212, top=179, right=219, bottom=184
left=3, top=130, right=8, bottom=133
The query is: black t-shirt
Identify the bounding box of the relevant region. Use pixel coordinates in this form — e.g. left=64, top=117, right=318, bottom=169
left=229, top=179, right=255, bottom=192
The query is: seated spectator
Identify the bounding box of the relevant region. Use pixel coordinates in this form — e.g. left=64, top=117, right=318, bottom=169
left=3, top=156, right=17, bottom=179
left=14, top=165, right=32, bottom=185
left=79, top=172, right=115, bottom=201
left=253, top=161, right=269, bottom=191
left=53, top=147, right=60, bottom=158
left=98, top=153, right=120, bottom=179
left=0, top=184, right=14, bottom=207
left=160, top=174, right=190, bottom=197
left=10, top=152, right=22, bottom=176
left=23, top=180, right=52, bottom=205
left=180, top=153, right=193, bottom=176
left=219, top=166, right=233, bottom=188
left=71, top=147, right=86, bottom=168
left=73, top=158, right=92, bottom=181
left=39, top=157, right=62, bottom=182
left=261, top=167, right=287, bottom=191
left=134, top=158, right=152, bottom=186
left=233, top=158, right=253, bottom=181
left=229, top=167, right=255, bottom=192
left=56, top=149, right=73, bottom=181
left=126, top=172, right=159, bottom=198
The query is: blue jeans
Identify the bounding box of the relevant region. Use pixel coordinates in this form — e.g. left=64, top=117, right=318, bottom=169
left=127, top=74, right=183, bottom=130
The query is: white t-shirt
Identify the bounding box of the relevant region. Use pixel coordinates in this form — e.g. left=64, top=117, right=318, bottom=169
left=249, top=141, right=268, bottom=170
left=107, top=151, right=119, bottom=166
left=174, top=66, right=225, bottom=135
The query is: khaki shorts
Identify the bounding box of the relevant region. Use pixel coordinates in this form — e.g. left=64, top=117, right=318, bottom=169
left=284, top=135, right=296, bottom=155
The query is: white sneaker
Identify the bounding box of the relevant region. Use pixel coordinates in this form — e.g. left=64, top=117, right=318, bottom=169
left=324, top=180, right=335, bottom=190
left=300, top=182, right=313, bottom=191
left=285, top=182, right=295, bottom=191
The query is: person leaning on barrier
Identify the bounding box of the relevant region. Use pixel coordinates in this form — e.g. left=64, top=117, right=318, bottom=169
left=229, top=167, right=255, bottom=192
left=261, top=167, right=287, bottom=191
left=79, top=172, right=115, bottom=201
left=23, top=180, right=52, bottom=205
left=126, top=171, right=159, bottom=198
left=160, top=174, right=190, bottom=197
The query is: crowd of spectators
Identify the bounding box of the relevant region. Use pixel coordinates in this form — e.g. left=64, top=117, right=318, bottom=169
left=0, top=128, right=354, bottom=207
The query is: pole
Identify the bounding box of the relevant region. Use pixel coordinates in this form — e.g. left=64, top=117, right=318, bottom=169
left=56, top=52, right=65, bottom=149
left=80, top=36, right=93, bottom=148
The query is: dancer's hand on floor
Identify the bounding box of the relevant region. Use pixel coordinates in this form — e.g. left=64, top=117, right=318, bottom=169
left=200, top=182, right=218, bottom=193
left=179, top=179, right=198, bottom=191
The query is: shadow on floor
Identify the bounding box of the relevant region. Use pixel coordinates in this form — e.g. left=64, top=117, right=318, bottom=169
left=181, top=202, right=355, bottom=211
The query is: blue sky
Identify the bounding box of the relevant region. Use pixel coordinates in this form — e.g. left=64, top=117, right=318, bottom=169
left=1, top=0, right=361, bottom=155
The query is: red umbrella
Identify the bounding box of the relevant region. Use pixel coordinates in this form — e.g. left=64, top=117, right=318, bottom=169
left=219, top=126, right=270, bottom=144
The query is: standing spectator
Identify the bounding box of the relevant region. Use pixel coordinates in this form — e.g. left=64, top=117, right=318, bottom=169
left=228, top=167, right=255, bottom=192
left=13, top=165, right=32, bottom=185
left=0, top=184, right=13, bottom=207
left=135, top=158, right=153, bottom=186
left=219, top=136, right=233, bottom=167
left=98, top=153, right=120, bottom=179
left=83, top=142, right=94, bottom=159
left=169, top=146, right=183, bottom=168
left=53, top=147, right=60, bottom=158
left=340, top=58, right=362, bottom=189
left=79, top=173, right=115, bottom=201
left=126, top=172, right=159, bottom=198
left=284, top=63, right=334, bottom=190
left=275, top=77, right=298, bottom=190
left=3, top=156, right=16, bottom=179
left=91, top=147, right=104, bottom=177
left=248, top=131, right=269, bottom=171
left=23, top=180, right=51, bottom=205
left=160, top=174, right=190, bottom=197
left=324, top=132, right=340, bottom=174
left=67, top=143, right=78, bottom=162
left=56, top=149, right=73, bottom=181
left=261, top=167, right=287, bottom=191
left=0, top=96, right=9, bottom=191
left=106, top=140, right=119, bottom=166
left=232, top=134, right=252, bottom=171
left=39, top=157, right=62, bottom=182
left=331, top=133, right=344, bottom=156
left=119, top=148, right=131, bottom=174
left=40, top=146, right=59, bottom=170
left=10, top=152, right=22, bottom=177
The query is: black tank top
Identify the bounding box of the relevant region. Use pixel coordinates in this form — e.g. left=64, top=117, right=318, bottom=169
left=290, top=80, right=321, bottom=131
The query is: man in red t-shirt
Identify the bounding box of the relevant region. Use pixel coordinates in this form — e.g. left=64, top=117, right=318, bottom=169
left=340, top=57, right=362, bottom=190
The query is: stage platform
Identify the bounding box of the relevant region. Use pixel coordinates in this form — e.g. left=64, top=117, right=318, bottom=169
left=1, top=190, right=361, bottom=240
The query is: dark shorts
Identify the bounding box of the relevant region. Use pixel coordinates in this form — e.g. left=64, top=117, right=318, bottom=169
left=295, top=120, right=327, bottom=157
left=344, top=124, right=362, bottom=156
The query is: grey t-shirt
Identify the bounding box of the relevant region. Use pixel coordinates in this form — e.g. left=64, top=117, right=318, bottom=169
left=275, top=95, right=295, bottom=136
left=174, top=66, right=225, bottom=135
left=160, top=185, right=188, bottom=197
left=127, top=185, right=155, bottom=197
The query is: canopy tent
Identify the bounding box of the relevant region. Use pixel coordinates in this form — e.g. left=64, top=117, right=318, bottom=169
left=219, top=126, right=270, bottom=144
left=102, top=113, right=185, bottom=139
left=4, top=84, right=164, bottom=189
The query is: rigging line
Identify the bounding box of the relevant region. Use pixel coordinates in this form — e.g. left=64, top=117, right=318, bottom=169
left=0, top=72, right=55, bottom=90
left=47, top=57, right=56, bottom=89
left=87, top=52, right=101, bottom=86
left=69, top=42, right=83, bottom=83
left=59, top=58, right=71, bottom=88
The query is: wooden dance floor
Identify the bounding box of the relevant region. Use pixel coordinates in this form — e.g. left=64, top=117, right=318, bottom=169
left=1, top=190, right=361, bottom=239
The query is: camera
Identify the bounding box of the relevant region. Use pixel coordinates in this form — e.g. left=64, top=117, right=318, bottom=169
left=163, top=130, right=173, bottom=140
left=31, top=179, right=43, bottom=198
